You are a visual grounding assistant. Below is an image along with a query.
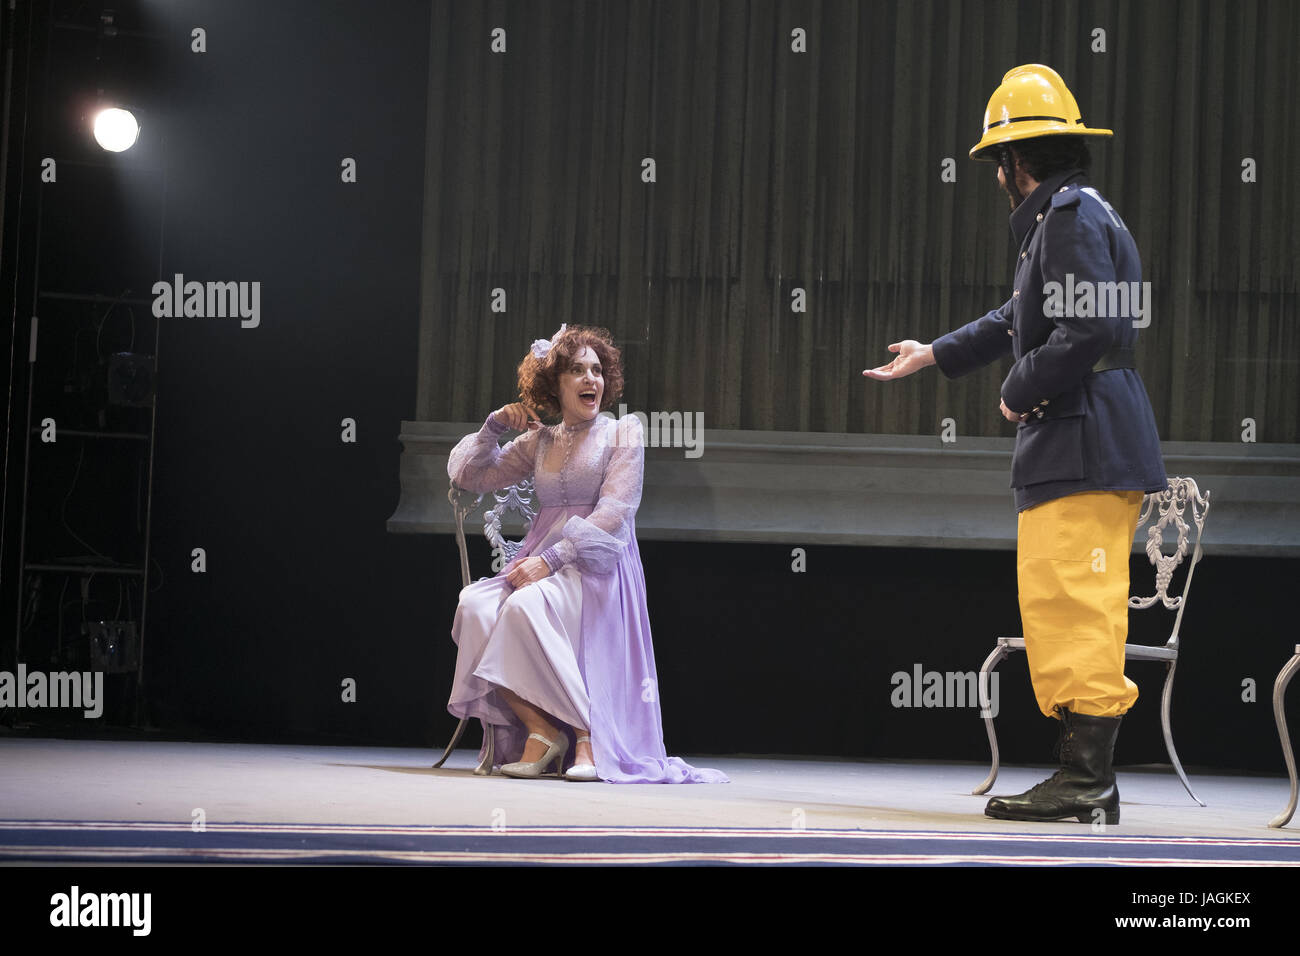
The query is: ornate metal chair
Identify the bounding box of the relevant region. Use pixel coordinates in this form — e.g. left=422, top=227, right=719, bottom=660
left=432, top=478, right=536, bottom=775
left=973, top=477, right=1211, bottom=805
left=1269, top=645, right=1300, bottom=828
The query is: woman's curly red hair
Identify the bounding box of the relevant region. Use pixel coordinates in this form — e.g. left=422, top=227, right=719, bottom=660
left=517, top=325, right=625, bottom=418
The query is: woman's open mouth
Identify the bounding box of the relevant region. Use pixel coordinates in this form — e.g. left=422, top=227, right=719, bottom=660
left=579, top=390, right=598, bottom=408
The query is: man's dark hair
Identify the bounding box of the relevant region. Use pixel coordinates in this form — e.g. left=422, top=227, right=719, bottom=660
left=1010, top=135, right=1091, bottom=181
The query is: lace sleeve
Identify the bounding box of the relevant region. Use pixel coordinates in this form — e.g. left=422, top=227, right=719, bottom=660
left=540, top=416, right=643, bottom=575
left=446, top=414, right=541, bottom=493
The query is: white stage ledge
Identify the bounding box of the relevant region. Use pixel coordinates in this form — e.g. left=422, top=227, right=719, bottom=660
left=387, top=422, right=1300, bottom=556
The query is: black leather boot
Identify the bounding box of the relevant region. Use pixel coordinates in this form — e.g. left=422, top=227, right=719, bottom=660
left=984, top=709, right=1122, bottom=824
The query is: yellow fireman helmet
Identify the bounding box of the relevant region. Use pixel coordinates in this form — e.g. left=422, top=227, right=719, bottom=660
left=969, top=64, right=1113, bottom=161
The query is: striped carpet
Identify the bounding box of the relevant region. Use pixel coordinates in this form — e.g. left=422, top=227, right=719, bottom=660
left=4, top=820, right=1299, bottom=866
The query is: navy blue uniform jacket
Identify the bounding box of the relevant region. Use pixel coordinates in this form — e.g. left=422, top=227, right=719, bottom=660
left=932, top=168, right=1167, bottom=511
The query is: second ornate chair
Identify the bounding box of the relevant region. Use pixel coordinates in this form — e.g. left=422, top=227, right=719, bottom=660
left=1270, top=646, right=1300, bottom=828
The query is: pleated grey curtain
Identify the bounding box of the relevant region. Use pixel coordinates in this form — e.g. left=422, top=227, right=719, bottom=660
left=415, top=0, right=1300, bottom=442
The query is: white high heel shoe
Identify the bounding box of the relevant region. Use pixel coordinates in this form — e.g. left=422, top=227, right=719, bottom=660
left=500, top=732, right=567, bottom=779
left=564, top=735, right=599, bottom=782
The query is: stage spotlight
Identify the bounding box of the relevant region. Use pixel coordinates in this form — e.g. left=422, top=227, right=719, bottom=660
left=92, top=107, right=140, bottom=152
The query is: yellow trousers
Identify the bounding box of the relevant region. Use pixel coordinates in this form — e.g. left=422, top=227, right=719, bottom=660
left=1016, top=490, right=1144, bottom=719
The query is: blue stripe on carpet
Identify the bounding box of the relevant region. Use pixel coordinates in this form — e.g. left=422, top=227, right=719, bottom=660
left=2, top=821, right=1299, bottom=865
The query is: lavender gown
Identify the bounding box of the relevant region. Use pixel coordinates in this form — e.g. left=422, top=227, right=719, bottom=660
left=447, top=411, right=727, bottom=784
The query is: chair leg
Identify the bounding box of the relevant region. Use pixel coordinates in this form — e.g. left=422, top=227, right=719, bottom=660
left=473, top=722, right=495, bottom=776
left=1268, top=650, right=1300, bottom=828
left=973, top=643, right=1009, bottom=795
left=433, top=717, right=470, bottom=769
left=1159, top=660, right=1205, bottom=807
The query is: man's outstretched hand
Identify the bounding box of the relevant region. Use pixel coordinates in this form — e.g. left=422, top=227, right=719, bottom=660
left=862, top=340, right=936, bottom=381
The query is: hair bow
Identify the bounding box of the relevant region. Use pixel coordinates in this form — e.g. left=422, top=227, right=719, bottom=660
left=530, top=324, right=567, bottom=360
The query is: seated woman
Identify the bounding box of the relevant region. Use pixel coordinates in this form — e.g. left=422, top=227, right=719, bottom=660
left=446, top=324, right=726, bottom=784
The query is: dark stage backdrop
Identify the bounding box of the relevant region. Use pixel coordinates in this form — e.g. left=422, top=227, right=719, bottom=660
left=416, top=0, right=1299, bottom=442
left=1, top=0, right=1296, bottom=778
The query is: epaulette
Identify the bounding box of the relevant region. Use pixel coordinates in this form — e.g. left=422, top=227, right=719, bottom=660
left=1050, top=185, right=1082, bottom=210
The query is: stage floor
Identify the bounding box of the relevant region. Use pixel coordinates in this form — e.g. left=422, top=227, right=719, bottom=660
left=1, top=738, right=1297, bottom=864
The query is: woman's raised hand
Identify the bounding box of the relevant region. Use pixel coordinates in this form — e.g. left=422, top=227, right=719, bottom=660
left=491, top=402, right=543, bottom=431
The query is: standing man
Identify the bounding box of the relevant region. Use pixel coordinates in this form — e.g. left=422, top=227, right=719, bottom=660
left=864, top=65, right=1166, bottom=824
